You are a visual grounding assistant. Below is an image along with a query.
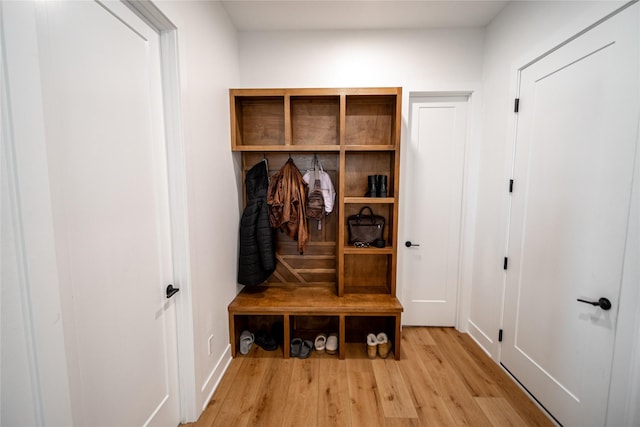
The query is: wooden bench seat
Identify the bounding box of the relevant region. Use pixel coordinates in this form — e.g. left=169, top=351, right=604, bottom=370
left=228, top=286, right=403, bottom=360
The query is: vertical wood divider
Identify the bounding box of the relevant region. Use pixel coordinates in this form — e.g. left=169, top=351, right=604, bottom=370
left=283, top=314, right=291, bottom=358
left=284, top=93, right=291, bottom=146
left=229, top=91, right=238, bottom=150
left=394, top=314, right=402, bottom=361
left=390, top=89, right=402, bottom=296
left=337, top=94, right=346, bottom=296
left=339, top=314, right=346, bottom=360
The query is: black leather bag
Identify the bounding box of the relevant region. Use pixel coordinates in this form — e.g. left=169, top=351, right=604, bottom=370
left=347, top=206, right=385, bottom=244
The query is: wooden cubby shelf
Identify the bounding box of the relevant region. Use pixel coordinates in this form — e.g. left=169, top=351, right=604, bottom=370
left=229, top=87, right=403, bottom=359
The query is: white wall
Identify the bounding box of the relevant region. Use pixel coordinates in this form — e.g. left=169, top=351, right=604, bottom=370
left=238, top=28, right=484, bottom=88
left=156, top=0, right=242, bottom=414
left=471, top=1, right=639, bottom=425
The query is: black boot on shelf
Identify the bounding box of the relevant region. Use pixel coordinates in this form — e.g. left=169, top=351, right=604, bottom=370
left=365, top=175, right=377, bottom=197
left=377, top=175, right=388, bottom=197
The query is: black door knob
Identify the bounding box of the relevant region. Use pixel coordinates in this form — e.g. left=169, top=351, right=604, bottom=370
left=166, top=284, right=180, bottom=299
left=577, top=297, right=612, bottom=311
left=405, top=241, right=420, bottom=247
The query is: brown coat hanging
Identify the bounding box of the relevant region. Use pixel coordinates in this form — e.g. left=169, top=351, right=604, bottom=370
left=267, top=158, right=309, bottom=254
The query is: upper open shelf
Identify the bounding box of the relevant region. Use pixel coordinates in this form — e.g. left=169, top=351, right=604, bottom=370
left=230, top=88, right=401, bottom=152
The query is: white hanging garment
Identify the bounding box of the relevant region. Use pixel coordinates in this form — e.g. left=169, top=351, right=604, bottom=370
left=302, top=156, right=336, bottom=214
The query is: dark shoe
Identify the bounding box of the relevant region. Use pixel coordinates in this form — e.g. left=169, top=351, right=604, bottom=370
left=298, top=340, right=313, bottom=359
left=255, top=330, right=278, bottom=351
left=377, top=175, right=388, bottom=197
left=272, top=321, right=284, bottom=347
left=365, top=175, right=377, bottom=197
left=290, top=337, right=302, bottom=357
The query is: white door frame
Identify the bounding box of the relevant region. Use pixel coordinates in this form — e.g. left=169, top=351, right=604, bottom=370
left=399, top=90, right=479, bottom=332
left=1, top=0, right=197, bottom=422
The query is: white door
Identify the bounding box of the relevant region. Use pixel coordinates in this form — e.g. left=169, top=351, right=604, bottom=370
left=501, top=4, right=639, bottom=426
left=35, top=1, right=180, bottom=425
left=403, top=96, right=468, bottom=326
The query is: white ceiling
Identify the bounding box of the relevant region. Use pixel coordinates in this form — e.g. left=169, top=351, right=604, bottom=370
left=220, top=0, right=510, bottom=32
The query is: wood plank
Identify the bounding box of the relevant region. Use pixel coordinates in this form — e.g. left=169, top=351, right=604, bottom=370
left=244, top=354, right=293, bottom=426
left=233, top=144, right=340, bottom=152
left=337, top=93, right=346, bottom=296
left=192, top=358, right=244, bottom=427
left=281, top=359, right=320, bottom=427
left=211, top=354, right=274, bottom=426
left=404, top=326, right=437, bottom=346
left=383, top=419, right=422, bottom=427
left=475, top=397, right=528, bottom=427
left=347, top=371, right=385, bottom=427
left=228, top=286, right=402, bottom=314
left=317, top=357, right=351, bottom=427
left=399, top=329, right=457, bottom=427
left=371, top=358, right=418, bottom=419
left=429, top=327, right=503, bottom=397
left=448, top=330, right=554, bottom=427
left=345, top=342, right=375, bottom=374
left=411, top=338, right=493, bottom=426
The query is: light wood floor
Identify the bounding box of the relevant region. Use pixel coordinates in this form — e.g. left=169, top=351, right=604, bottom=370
left=186, top=327, right=553, bottom=426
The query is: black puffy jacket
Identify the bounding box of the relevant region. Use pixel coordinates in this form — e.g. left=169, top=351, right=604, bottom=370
left=238, top=161, right=275, bottom=286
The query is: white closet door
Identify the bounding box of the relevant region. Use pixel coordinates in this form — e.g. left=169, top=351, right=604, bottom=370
left=502, top=4, right=639, bottom=426
left=403, top=96, right=469, bottom=326
left=36, top=2, right=180, bottom=425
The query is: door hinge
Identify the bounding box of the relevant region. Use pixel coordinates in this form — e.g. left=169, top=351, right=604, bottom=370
left=514, top=98, right=520, bottom=113
left=499, top=329, right=503, bottom=342
left=509, top=179, right=514, bottom=193
left=503, top=257, right=508, bottom=270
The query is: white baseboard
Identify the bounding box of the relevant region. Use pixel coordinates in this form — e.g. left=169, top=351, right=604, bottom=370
left=200, top=344, right=233, bottom=412
left=466, top=319, right=495, bottom=360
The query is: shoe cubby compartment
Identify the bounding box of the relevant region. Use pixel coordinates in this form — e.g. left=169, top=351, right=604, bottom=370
left=229, top=314, right=285, bottom=357
left=345, top=315, right=399, bottom=359
left=290, top=315, right=339, bottom=342
left=289, top=315, right=340, bottom=358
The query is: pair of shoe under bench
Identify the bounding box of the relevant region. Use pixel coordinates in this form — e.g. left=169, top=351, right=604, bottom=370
left=228, top=285, right=403, bottom=360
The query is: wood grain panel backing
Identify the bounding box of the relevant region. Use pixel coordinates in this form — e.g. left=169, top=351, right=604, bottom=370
left=345, top=95, right=395, bottom=146
left=291, top=96, right=340, bottom=146
left=236, top=97, right=285, bottom=146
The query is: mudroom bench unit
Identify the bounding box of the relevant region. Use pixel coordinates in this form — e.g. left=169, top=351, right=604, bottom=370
left=228, top=286, right=402, bottom=360
left=228, top=87, right=403, bottom=360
